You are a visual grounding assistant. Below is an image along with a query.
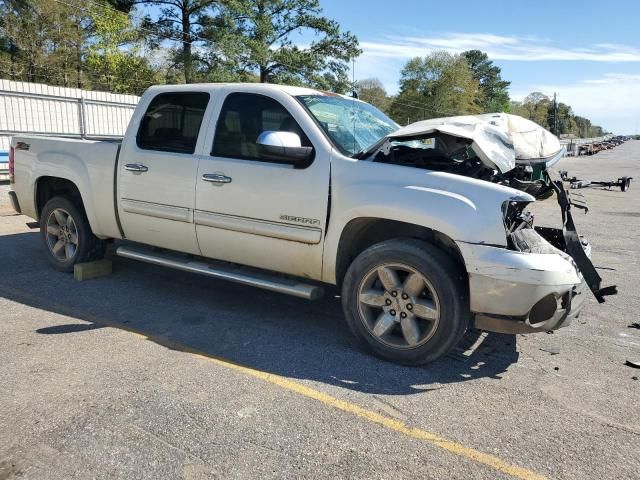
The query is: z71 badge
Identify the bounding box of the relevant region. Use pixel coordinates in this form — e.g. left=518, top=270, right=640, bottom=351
left=280, top=215, right=321, bottom=226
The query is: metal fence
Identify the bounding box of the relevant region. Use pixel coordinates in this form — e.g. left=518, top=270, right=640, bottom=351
left=0, top=79, right=139, bottom=151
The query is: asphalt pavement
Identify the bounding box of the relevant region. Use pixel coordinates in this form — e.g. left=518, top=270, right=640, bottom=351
left=1, top=142, right=639, bottom=479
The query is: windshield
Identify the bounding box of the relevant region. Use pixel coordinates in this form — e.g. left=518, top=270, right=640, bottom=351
left=297, top=95, right=398, bottom=156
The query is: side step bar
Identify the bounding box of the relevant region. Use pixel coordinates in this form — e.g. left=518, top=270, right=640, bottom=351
left=116, top=245, right=324, bottom=300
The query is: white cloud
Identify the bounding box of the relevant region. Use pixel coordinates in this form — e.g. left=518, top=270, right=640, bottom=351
left=360, top=33, right=640, bottom=62
left=511, top=74, right=640, bottom=134
left=352, top=33, right=640, bottom=133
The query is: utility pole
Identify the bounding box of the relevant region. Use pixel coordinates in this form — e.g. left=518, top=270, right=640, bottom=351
left=553, top=92, right=558, bottom=136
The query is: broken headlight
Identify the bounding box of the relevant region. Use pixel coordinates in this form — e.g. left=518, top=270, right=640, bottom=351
left=502, top=200, right=533, bottom=234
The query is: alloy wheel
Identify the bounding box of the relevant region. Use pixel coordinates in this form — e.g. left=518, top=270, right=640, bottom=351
left=357, top=263, right=441, bottom=349
left=45, top=208, right=79, bottom=262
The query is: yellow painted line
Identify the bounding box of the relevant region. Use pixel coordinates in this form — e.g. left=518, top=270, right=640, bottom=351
left=4, top=286, right=547, bottom=480
left=186, top=350, right=547, bottom=480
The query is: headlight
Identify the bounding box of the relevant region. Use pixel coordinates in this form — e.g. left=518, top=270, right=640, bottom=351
left=502, top=200, right=533, bottom=233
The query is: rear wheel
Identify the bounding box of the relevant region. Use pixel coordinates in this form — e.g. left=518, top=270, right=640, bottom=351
left=40, top=196, right=106, bottom=272
left=342, top=239, right=469, bottom=365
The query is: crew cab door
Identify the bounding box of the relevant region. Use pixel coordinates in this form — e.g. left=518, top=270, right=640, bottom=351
left=195, top=90, right=330, bottom=279
left=117, top=91, right=210, bottom=254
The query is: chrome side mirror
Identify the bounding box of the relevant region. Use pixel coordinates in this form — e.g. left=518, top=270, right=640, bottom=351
left=256, top=131, right=313, bottom=165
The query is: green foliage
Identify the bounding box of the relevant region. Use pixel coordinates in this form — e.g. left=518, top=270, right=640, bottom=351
left=0, top=3, right=614, bottom=136
left=83, top=2, right=159, bottom=94
left=0, top=0, right=156, bottom=93
left=208, top=0, right=361, bottom=91
left=356, top=78, right=390, bottom=113
left=137, top=1, right=224, bottom=83
left=510, top=92, right=605, bottom=137
left=388, top=51, right=480, bottom=124
left=461, top=49, right=510, bottom=112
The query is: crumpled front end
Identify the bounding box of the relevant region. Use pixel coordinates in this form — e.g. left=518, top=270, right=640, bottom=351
left=460, top=171, right=616, bottom=334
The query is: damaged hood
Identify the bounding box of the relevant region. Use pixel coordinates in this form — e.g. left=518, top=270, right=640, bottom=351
left=388, top=113, right=563, bottom=173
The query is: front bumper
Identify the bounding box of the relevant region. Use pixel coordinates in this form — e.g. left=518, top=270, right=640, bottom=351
left=458, top=169, right=615, bottom=335
left=458, top=241, right=587, bottom=333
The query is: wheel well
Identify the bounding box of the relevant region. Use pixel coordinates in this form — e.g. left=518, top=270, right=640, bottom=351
left=335, top=218, right=466, bottom=286
left=36, top=177, right=83, bottom=218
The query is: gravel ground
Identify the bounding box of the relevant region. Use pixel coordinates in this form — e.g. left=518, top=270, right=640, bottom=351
left=0, top=142, right=639, bottom=480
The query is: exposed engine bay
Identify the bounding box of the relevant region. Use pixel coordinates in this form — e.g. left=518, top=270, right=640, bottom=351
left=370, top=132, right=554, bottom=199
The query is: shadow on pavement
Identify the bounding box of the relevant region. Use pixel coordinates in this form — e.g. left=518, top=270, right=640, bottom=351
left=1, top=230, right=519, bottom=396
left=36, top=323, right=105, bottom=334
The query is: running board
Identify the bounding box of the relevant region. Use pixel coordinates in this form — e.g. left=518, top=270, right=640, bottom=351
left=116, top=245, right=324, bottom=300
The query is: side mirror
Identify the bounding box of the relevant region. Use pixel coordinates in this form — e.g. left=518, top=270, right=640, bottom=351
left=256, top=131, right=313, bottom=165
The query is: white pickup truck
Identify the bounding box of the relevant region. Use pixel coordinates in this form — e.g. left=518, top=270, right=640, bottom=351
left=7, top=83, right=615, bottom=365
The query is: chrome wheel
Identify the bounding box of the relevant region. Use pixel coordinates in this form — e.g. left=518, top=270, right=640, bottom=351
left=357, top=263, right=440, bottom=349
left=45, top=208, right=79, bottom=262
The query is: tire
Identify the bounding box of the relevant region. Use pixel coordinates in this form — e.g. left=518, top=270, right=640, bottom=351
left=342, top=239, right=470, bottom=365
left=39, top=196, right=107, bottom=272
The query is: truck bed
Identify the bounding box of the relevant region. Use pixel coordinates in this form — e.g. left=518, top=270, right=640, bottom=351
left=11, top=135, right=123, bottom=239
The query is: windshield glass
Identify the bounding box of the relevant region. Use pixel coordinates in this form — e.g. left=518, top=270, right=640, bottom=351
left=297, top=95, right=398, bottom=156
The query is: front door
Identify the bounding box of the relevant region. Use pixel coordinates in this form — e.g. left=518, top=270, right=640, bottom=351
left=195, top=91, right=330, bottom=279
left=118, top=91, right=210, bottom=254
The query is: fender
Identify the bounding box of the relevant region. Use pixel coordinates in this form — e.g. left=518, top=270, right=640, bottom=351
left=322, top=156, right=533, bottom=283
left=24, top=137, right=122, bottom=239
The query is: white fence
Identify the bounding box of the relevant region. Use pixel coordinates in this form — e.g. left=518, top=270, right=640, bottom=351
left=0, top=79, right=140, bottom=151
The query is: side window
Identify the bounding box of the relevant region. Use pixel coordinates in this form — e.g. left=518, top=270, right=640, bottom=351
left=212, top=93, right=313, bottom=165
left=137, top=92, right=210, bottom=154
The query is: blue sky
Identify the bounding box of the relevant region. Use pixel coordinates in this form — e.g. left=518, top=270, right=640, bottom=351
left=317, top=0, right=640, bottom=134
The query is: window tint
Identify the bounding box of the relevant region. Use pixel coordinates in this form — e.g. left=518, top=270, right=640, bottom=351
left=212, top=93, right=312, bottom=163
left=137, top=92, right=209, bottom=154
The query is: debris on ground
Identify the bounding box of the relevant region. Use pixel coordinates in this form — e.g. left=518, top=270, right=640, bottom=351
left=560, top=170, right=632, bottom=192
left=625, top=360, right=640, bottom=369
left=629, top=322, right=640, bottom=330
left=540, top=346, right=560, bottom=355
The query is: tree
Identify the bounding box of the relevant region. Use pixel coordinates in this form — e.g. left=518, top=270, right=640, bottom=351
left=461, top=50, right=510, bottom=112
left=136, top=1, right=224, bottom=83
left=356, top=78, right=390, bottom=113
left=0, top=0, right=91, bottom=87
left=522, top=92, right=551, bottom=128
left=510, top=92, right=606, bottom=138
left=389, top=51, right=480, bottom=124
left=84, top=2, right=159, bottom=94
left=211, top=0, right=360, bottom=91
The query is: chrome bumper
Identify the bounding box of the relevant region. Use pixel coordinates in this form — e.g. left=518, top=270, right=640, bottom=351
left=474, top=277, right=587, bottom=334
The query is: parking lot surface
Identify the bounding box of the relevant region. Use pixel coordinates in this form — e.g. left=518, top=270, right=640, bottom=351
left=1, top=142, right=639, bottom=479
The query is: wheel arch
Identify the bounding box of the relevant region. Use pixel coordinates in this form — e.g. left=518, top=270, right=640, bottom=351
left=35, top=176, right=84, bottom=219
left=334, top=217, right=467, bottom=288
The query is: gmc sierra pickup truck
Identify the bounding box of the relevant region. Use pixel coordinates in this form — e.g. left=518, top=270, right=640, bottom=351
left=7, top=83, right=616, bottom=365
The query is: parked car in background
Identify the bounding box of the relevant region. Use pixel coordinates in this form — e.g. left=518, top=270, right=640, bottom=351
left=0, top=151, right=8, bottom=181
left=7, top=83, right=616, bottom=365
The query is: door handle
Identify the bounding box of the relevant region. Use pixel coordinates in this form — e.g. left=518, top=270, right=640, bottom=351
left=202, top=174, right=232, bottom=184
left=125, top=163, right=149, bottom=173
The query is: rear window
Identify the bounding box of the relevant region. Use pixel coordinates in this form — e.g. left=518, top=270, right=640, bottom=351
left=137, top=92, right=210, bottom=154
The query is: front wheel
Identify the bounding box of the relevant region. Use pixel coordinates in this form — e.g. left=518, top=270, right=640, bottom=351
left=40, top=196, right=106, bottom=272
left=342, top=239, right=469, bottom=365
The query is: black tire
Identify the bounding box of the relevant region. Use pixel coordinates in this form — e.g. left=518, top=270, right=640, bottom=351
left=342, top=239, right=469, bottom=365
left=40, top=196, right=107, bottom=272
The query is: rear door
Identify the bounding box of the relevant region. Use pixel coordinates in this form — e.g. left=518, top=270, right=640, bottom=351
left=117, top=91, right=210, bottom=254
left=194, top=90, right=330, bottom=279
